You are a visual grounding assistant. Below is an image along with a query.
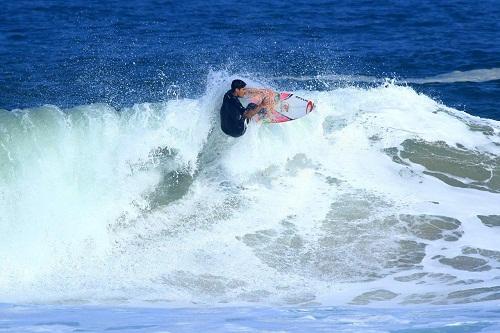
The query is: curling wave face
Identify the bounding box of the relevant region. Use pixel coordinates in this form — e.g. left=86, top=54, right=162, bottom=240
left=1, top=72, right=499, bottom=306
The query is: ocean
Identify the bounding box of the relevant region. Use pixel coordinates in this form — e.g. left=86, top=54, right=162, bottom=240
left=1, top=0, right=499, bottom=332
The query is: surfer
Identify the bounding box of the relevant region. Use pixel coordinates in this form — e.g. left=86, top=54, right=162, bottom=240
left=220, top=79, right=263, bottom=137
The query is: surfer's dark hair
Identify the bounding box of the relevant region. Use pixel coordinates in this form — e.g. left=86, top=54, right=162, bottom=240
left=231, top=79, right=246, bottom=92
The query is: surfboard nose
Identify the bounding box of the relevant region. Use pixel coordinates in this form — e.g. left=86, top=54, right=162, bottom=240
left=306, top=100, right=315, bottom=113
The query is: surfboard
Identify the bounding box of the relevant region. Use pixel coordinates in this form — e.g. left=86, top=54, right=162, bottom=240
left=243, top=88, right=315, bottom=123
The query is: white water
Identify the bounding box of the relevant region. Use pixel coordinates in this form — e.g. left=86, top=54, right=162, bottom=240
left=0, top=72, right=499, bottom=306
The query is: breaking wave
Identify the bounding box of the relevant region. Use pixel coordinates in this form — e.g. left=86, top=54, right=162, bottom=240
left=1, top=71, right=499, bottom=306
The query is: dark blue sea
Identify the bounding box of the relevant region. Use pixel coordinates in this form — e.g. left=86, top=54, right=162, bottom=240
left=2, top=0, right=499, bottom=117
left=1, top=1, right=500, bottom=332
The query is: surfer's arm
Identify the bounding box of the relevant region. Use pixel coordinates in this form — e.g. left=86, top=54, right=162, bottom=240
left=243, top=103, right=262, bottom=119
left=245, top=88, right=272, bottom=98
left=245, top=88, right=268, bottom=94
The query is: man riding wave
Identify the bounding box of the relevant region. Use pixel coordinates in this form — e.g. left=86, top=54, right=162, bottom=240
left=220, top=79, right=264, bottom=137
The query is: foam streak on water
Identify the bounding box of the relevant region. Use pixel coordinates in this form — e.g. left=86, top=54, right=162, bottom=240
left=272, top=67, right=500, bottom=84
left=0, top=73, right=499, bottom=307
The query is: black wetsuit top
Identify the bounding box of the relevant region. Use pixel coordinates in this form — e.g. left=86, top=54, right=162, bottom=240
left=220, top=90, right=254, bottom=137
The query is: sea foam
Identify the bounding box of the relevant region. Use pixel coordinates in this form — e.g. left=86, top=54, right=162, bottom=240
left=0, top=73, right=499, bottom=306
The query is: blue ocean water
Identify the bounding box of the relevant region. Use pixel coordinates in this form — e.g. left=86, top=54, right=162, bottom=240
left=1, top=1, right=500, bottom=332
left=1, top=0, right=499, bottom=117
left=2, top=303, right=500, bottom=333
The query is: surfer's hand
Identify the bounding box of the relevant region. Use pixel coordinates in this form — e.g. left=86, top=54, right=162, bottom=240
left=243, top=104, right=262, bottom=119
